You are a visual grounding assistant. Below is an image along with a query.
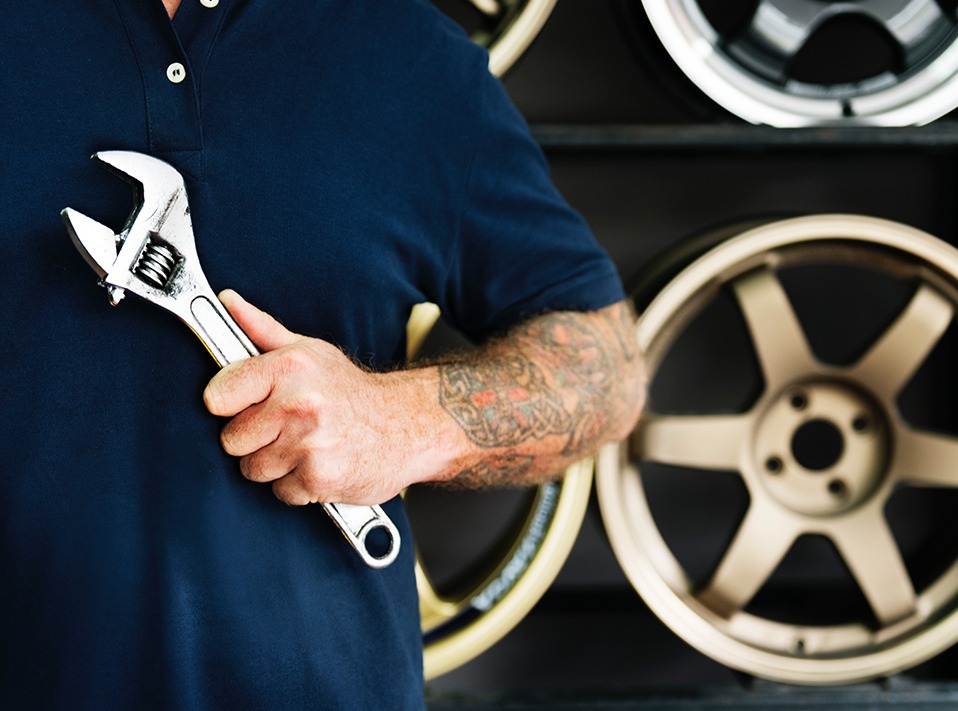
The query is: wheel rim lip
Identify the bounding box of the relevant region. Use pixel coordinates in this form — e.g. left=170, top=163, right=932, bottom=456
left=485, top=0, right=558, bottom=76
left=406, top=305, right=593, bottom=679
left=638, top=215, right=958, bottom=358
left=640, top=0, right=958, bottom=126
left=597, top=214, right=958, bottom=684
left=422, top=459, right=594, bottom=679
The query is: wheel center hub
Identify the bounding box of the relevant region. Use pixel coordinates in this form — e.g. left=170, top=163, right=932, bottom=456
left=754, top=382, right=888, bottom=516
left=792, top=418, right=844, bottom=471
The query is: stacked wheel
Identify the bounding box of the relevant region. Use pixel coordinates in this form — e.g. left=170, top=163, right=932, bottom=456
left=597, top=215, right=958, bottom=683
left=433, top=0, right=557, bottom=76
left=617, top=0, right=958, bottom=125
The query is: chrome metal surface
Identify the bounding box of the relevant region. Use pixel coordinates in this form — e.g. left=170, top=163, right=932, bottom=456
left=62, top=150, right=400, bottom=569
left=634, top=0, right=958, bottom=125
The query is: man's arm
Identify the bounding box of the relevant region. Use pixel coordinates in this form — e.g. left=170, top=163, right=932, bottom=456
left=433, top=302, right=644, bottom=488
left=203, top=290, right=646, bottom=506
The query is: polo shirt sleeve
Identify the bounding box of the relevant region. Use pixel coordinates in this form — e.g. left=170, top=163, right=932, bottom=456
left=441, top=65, right=625, bottom=343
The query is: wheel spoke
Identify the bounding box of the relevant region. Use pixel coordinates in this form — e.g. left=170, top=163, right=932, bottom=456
left=726, top=0, right=828, bottom=81
left=732, top=266, right=817, bottom=390
left=856, top=0, right=949, bottom=57
left=893, top=426, right=958, bottom=488
left=464, top=0, right=502, bottom=18
left=633, top=412, right=751, bottom=471
left=849, top=284, right=953, bottom=400
left=728, top=0, right=949, bottom=83
left=416, top=563, right=463, bottom=630
left=698, top=503, right=798, bottom=617
left=831, top=512, right=917, bottom=625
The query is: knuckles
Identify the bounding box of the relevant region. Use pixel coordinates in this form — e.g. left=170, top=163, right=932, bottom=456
left=277, top=344, right=315, bottom=375
left=207, top=336, right=379, bottom=506
left=280, top=392, right=327, bottom=431
left=220, top=428, right=245, bottom=457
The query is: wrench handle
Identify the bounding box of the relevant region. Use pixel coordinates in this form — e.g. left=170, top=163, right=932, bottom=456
left=189, top=293, right=401, bottom=569
left=190, top=295, right=259, bottom=366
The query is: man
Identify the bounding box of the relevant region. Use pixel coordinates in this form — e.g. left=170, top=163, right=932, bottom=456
left=0, top=0, right=644, bottom=708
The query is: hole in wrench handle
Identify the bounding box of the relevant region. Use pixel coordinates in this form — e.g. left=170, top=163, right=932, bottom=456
left=322, top=502, right=401, bottom=569
left=191, top=295, right=259, bottom=366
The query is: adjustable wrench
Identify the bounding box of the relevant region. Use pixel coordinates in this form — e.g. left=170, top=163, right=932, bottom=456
left=61, top=150, right=400, bottom=569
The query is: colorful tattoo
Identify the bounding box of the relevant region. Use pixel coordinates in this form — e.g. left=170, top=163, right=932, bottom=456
left=439, top=307, right=633, bottom=473
left=449, top=453, right=536, bottom=489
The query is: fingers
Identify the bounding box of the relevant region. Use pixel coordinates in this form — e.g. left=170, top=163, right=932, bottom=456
left=272, top=475, right=316, bottom=507
left=239, top=445, right=355, bottom=507
left=218, top=392, right=352, bottom=504
left=204, top=291, right=305, bottom=417
left=270, top=462, right=369, bottom=507
left=204, top=355, right=274, bottom=417
left=202, top=291, right=389, bottom=506
left=234, top=442, right=327, bottom=506
left=219, top=400, right=280, bottom=458
left=218, top=289, right=301, bottom=352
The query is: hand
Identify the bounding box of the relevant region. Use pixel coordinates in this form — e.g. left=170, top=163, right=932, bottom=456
left=203, top=290, right=426, bottom=506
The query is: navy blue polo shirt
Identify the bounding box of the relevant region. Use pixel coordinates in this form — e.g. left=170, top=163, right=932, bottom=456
left=0, top=1, right=623, bottom=708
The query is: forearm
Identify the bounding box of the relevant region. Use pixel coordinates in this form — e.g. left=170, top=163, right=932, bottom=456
left=393, top=300, right=647, bottom=489
left=206, top=292, right=645, bottom=505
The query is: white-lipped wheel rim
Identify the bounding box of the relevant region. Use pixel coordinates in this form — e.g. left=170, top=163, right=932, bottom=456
left=434, top=0, right=556, bottom=76
left=405, top=304, right=594, bottom=680
left=596, top=215, right=958, bottom=684
left=634, top=0, right=958, bottom=126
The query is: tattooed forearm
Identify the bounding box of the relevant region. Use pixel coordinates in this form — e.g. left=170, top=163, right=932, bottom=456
left=436, top=302, right=644, bottom=487
left=446, top=453, right=535, bottom=489
left=438, top=353, right=571, bottom=448
left=517, top=310, right=617, bottom=455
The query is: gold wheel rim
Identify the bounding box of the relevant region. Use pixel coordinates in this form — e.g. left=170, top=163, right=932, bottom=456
left=597, top=214, right=958, bottom=684
left=434, top=0, right=557, bottom=76
left=419, top=462, right=593, bottom=679
left=406, top=303, right=594, bottom=679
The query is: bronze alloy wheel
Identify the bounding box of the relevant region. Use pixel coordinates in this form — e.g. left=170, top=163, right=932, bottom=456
left=597, top=215, right=958, bottom=684
left=432, top=0, right=557, bottom=76
left=405, top=304, right=594, bottom=679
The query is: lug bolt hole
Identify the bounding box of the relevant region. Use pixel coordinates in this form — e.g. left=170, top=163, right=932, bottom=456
left=765, top=456, right=784, bottom=474
left=852, top=415, right=869, bottom=433
left=828, top=479, right=847, bottom=497
left=790, top=393, right=808, bottom=410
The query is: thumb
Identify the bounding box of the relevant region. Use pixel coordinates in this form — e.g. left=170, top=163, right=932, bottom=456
left=219, top=289, right=301, bottom=352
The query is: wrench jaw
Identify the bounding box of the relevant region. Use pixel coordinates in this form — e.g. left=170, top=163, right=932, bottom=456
left=61, top=207, right=118, bottom=280
left=69, top=151, right=207, bottom=312
left=93, top=150, right=185, bottom=224
left=61, top=207, right=127, bottom=305
left=68, top=151, right=258, bottom=366
left=94, top=151, right=202, bottom=287
left=63, top=150, right=200, bottom=308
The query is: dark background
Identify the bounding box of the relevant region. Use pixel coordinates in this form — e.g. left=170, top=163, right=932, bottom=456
left=420, top=0, right=958, bottom=699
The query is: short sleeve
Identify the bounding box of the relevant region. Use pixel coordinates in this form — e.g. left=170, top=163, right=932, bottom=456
left=441, top=67, right=625, bottom=342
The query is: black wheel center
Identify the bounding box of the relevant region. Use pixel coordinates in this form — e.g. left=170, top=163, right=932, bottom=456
left=791, top=419, right=844, bottom=471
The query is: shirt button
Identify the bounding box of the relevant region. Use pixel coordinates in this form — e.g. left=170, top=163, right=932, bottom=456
left=200, top=0, right=219, bottom=7
left=167, top=62, right=187, bottom=84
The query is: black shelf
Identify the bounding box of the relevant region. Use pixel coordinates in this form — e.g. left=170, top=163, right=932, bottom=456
left=427, top=681, right=958, bottom=710
left=532, top=122, right=958, bottom=152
